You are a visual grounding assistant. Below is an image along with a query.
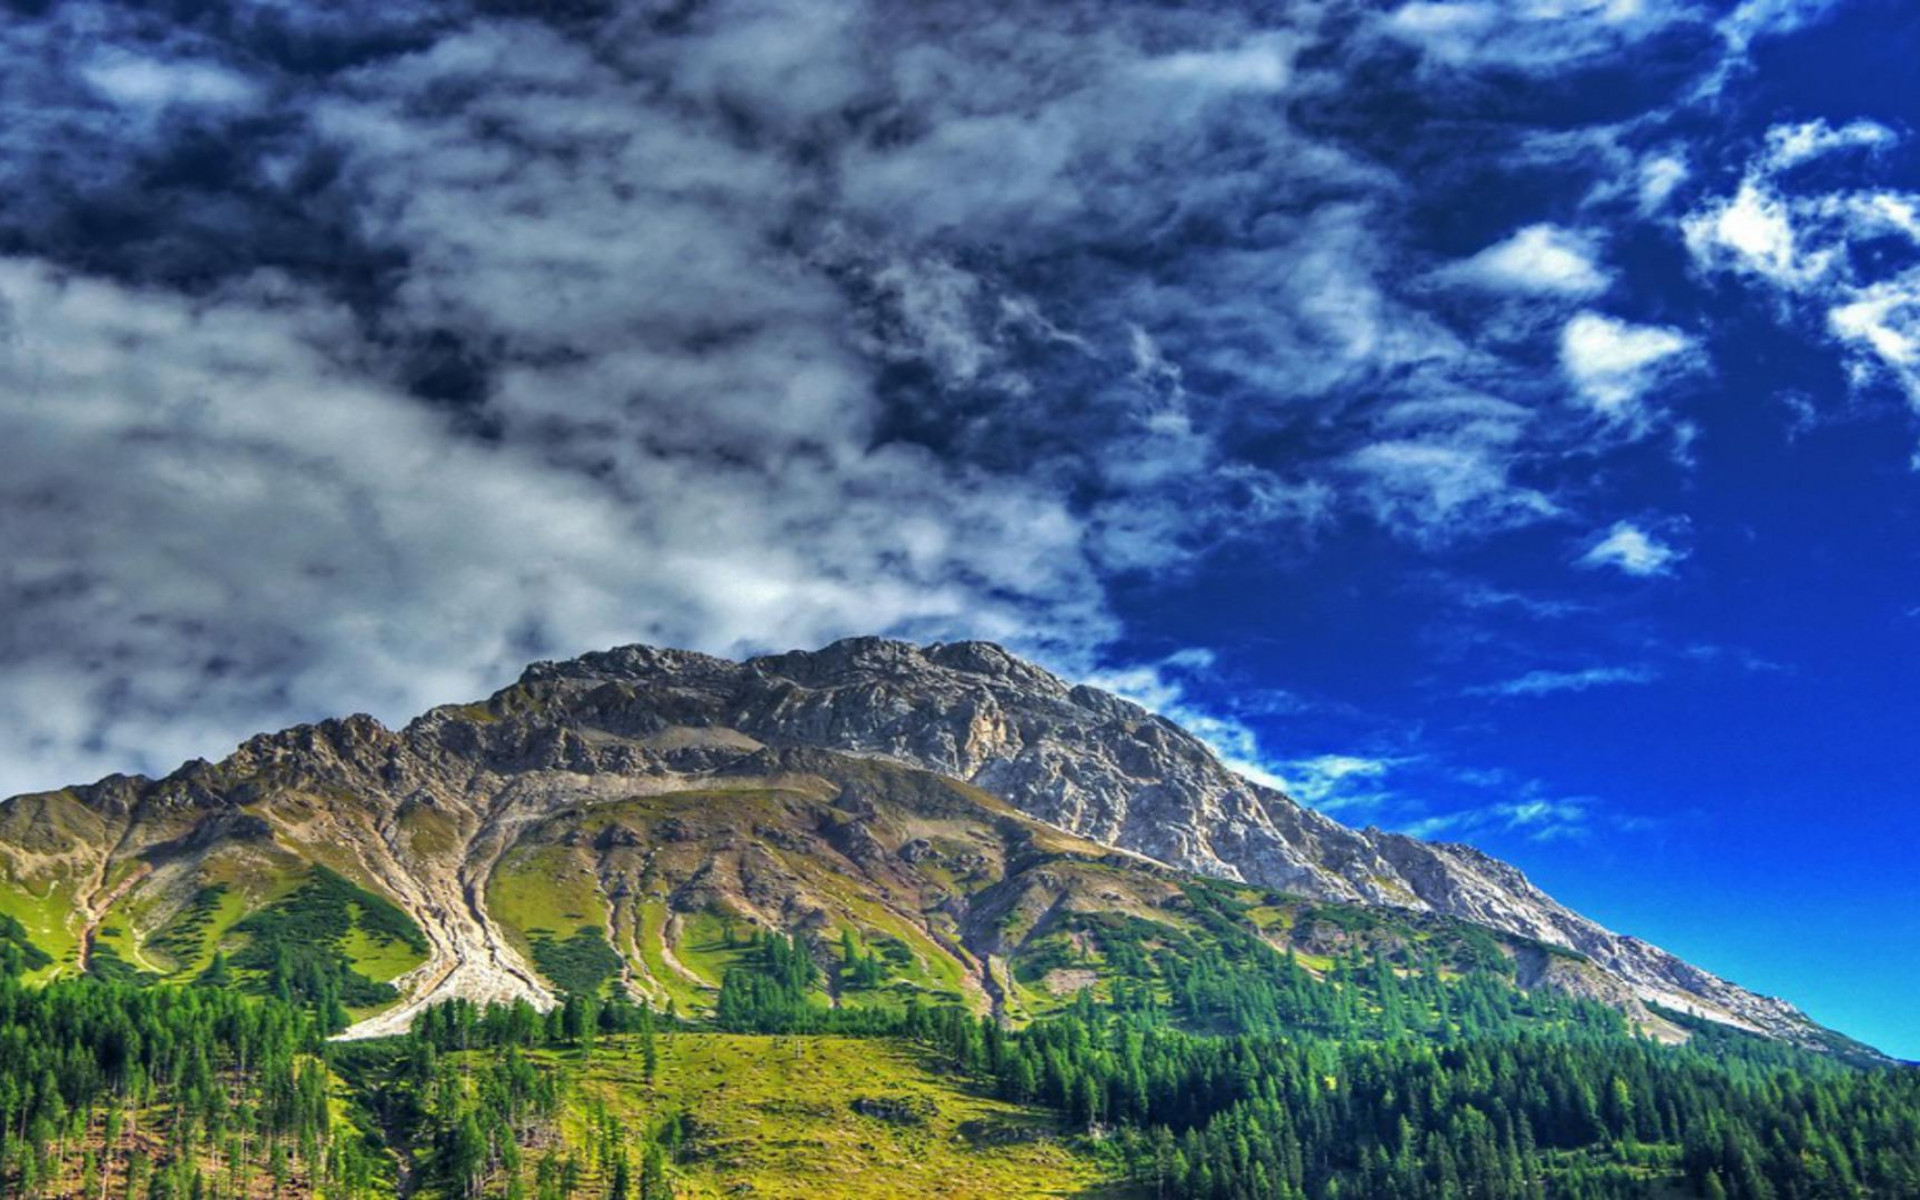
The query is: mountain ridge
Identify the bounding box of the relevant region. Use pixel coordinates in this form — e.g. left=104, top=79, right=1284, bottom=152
left=495, top=636, right=1830, bottom=1045
left=0, top=635, right=1866, bottom=1056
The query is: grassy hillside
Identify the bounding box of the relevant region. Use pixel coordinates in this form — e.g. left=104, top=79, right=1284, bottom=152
left=561, top=1034, right=1127, bottom=1197
left=3, top=870, right=1918, bottom=1199
left=476, top=761, right=1681, bottom=1051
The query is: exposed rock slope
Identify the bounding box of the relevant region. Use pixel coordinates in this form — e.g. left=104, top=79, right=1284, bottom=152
left=498, top=638, right=1825, bottom=1043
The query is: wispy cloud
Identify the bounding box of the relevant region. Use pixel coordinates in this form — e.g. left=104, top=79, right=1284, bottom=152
left=1469, top=665, right=1659, bottom=698
left=1278, top=754, right=1404, bottom=813
left=82, top=53, right=261, bottom=112
left=1578, top=520, right=1686, bottom=577
left=1441, top=578, right=1593, bottom=620
left=1346, top=437, right=1562, bottom=548
left=1379, top=0, right=1709, bottom=73
left=1404, top=796, right=1595, bottom=843
left=1762, top=118, right=1897, bottom=172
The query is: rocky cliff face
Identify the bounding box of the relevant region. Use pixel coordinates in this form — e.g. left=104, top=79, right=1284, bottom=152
left=493, top=638, right=1822, bottom=1043
left=0, top=636, right=1840, bottom=1049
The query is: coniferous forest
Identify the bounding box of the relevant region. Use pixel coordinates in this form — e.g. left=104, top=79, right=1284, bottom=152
left=2, top=890, right=1917, bottom=1200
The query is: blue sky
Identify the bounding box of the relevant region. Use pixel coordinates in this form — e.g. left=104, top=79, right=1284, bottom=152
left=0, top=0, right=1916, bottom=1055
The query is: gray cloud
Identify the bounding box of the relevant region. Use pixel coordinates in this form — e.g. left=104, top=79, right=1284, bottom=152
left=0, top=0, right=1869, bottom=794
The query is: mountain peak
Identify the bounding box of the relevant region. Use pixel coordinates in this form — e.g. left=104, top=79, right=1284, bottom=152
left=0, top=636, right=1863, bottom=1056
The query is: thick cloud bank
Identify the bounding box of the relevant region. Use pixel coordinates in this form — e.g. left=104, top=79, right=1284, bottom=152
left=0, top=0, right=1909, bottom=794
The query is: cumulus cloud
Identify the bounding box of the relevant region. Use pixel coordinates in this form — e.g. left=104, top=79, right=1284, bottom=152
left=1578, top=520, right=1686, bottom=576
left=1684, top=179, right=1830, bottom=288
left=1439, top=224, right=1611, bottom=297
left=1560, top=311, right=1701, bottom=423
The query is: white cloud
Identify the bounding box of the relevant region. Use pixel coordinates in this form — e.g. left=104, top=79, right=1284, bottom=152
left=1578, top=520, right=1684, bottom=576
left=1684, top=119, right=1920, bottom=415
left=1763, top=118, right=1897, bottom=172
left=0, top=255, right=1114, bottom=796
left=1637, top=152, right=1691, bottom=214
left=1720, top=0, right=1843, bottom=46
left=1698, top=0, right=1846, bottom=98
left=1405, top=797, right=1593, bottom=842
left=1140, top=34, right=1296, bottom=92
left=1684, top=178, right=1830, bottom=287
left=1279, top=754, right=1400, bottom=812
left=1560, top=311, right=1699, bottom=421
left=1382, top=0, right=1698, bottom=70
left=1441, top=224, right=1611, bottom=297
left=1347, top=440, right=1561, bottom=546
left=1827, top=272, right=1920, bottom=406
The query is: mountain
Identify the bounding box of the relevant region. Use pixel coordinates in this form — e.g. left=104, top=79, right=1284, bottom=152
left=0, top=636, right=1862, bottom=1055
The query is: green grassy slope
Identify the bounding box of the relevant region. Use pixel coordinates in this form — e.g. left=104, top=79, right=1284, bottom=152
left=561, top=1033, right=1132, bottom=1198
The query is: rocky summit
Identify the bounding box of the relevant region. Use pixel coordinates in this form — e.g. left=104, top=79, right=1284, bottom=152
left=0, top=637, right=1851, bottom=1052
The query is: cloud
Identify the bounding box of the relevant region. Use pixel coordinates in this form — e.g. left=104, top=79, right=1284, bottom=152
left=1696, top=0, right=1847, bottom=99
left=1578, top=520, right=1685, bottom=576
left=1347, top=440, right=1562, bottom=546
left=1638, top=153, right=1691, bottom=214
left=1683, top=179, right=1834, bottom=288
left=1469, top=665, right=1659, bottom=697
left=0, top=256, right=1112, bottom=794
left=1683, top=119, right=1920, bottom=417
left=1717, top=0, right=1848, bottom=57
left=1560, top=311, right=1700, bottom=422
left=1140, top=33, right=1296, bottom=92
left=0, top=0, right=1894, bottom=802
left=82, top=54, right=262, bottom=112
left=1279, top=754, right=1402, bottom=813
left=1440, top=577, right=1592, bottom=619
left=1380, top=0, right=1706, bottom=72
left=1828, top=275, right=1920, bottom=403
left=1763, top=118, right=1897, bottom=172
left=1404, top=796, right=1594, bottom=842
left=1439, top=224, right=1612, bottom=297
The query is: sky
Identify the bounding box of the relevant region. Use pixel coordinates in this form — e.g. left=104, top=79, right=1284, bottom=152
left=0, top=0, right=1916, bottom=1056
